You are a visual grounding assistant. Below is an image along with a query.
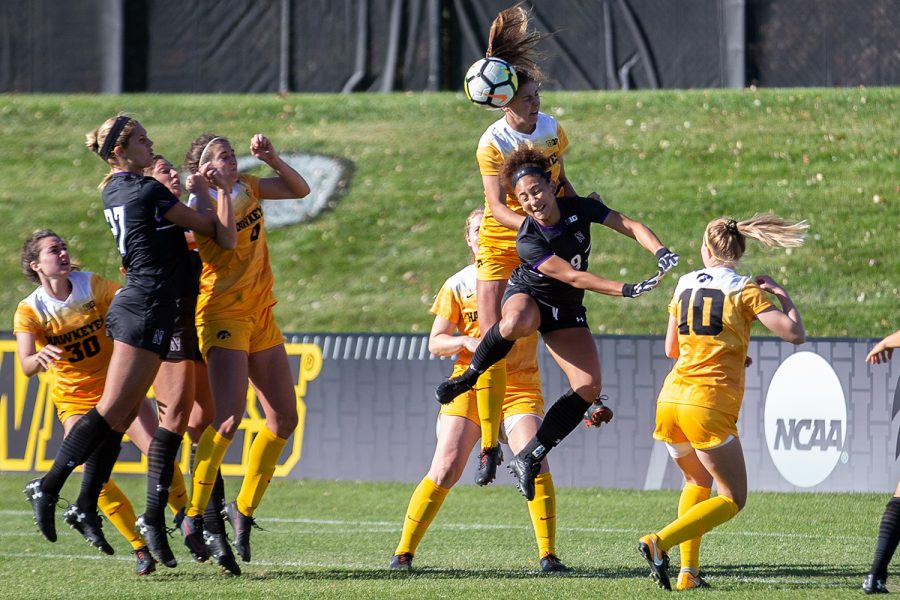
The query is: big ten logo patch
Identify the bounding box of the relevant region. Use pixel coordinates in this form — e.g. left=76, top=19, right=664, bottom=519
left=0, top=340, right=323, bottom=478
left=764, top=351, right=847, bottom=488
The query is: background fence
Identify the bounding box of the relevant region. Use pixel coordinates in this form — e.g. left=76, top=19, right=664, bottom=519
left=3, top=333, right=898, bottom=493
left=1, top=0, right=897, bottom=93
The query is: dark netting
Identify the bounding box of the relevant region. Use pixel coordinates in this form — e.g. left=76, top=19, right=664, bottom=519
left=747, top=0, right=900, bottom=87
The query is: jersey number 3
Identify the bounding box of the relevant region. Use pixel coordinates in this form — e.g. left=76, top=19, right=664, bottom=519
left=677, top=288, right=725, bottom=336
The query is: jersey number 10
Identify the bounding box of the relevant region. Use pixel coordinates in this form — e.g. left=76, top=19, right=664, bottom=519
left=677, top=288, right=725, bottom=336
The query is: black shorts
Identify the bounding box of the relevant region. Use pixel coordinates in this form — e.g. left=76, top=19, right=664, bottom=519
left=503, top=282, right=590, bottom=335
left=105, top=286, right=176, bottom=358
left=166, top=295, right=201, bottom=362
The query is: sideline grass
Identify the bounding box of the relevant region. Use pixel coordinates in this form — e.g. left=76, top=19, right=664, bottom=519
left=0, top=88, right=896, bottom=336
left=0, top=474, right=889, bottom=599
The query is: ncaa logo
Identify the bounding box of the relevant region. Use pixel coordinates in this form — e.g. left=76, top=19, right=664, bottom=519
left=764, top=351, right=847, bottom=488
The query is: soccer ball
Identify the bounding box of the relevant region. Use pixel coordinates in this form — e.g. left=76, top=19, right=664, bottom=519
left=464, top=58, right=518, bottom=109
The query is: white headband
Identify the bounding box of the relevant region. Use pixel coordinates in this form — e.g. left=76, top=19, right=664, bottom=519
left=198, top=137, right=225, bottom=166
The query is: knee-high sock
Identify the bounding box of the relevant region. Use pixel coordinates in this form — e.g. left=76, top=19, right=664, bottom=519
left=167, top=462, right=188, bottom=515
left=870, top=497, right=900, bottom=579
left=145, top=427, right=183, bottom=525
left=76, top=429, right=124, bottom=513
left=519, top=389, right=590, bottom=463
left=98, top=478, right=143, bottom=550
left=677, top=483, right=711, bottom=573
left=188, top=426, right=231, bottom=518
left=236, top=427, right=287, bottom=516
left=527, top=472, right=556, bottom=557
left=204, top=468, right=228, bottom=534
left=657, top=495, right=740, bottom=551
left=475, top=361, right=506, bottom=449
left=394, top=477, right=450, bottom=556
left=43, top=408, right=111, bottom=495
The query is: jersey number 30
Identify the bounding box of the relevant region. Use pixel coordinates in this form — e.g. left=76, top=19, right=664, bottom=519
left=677, top=288, right=725, bottom=336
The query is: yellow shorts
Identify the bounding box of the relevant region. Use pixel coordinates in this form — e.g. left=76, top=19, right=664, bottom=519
left=653, top=401, right=739, bottom=450
left=475, top=242, right=520, bottom=281
left=54, top=396, right=98, bottom=424
left=197, top=304, right=285, bottom=356
left=439, top=365, right=544, bottom=423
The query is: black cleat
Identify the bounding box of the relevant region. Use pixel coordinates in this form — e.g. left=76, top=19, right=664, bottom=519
left=63, top=503, right=114, bottom=555
left=638, top=533, right=672, bottom=591
left=390, top=552, right=413, bottom=571
left=434, top=371, right=477, bottom=405
left=224, top=501, right=258, bottom=563
left=508, top=455, right=541, bottom=501
left=474, top=445, right=504, bottom=486
left=136, top=513, right=177, bottom=568
left=863, top=574, right=889, bottom=594
left=24, top=477, right=58, bottom=542
left=204, top=530, right=241, bottom=575
left=134, top=545, right=157, bottom=576
left=174, top=509, right=209, bottom=562
left=539, top=553, right=569, bottom=573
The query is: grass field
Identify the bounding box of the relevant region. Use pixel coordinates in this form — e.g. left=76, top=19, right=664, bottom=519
left=0, top=89, right=896, bottom=337
left=0, top=474, right=889, bottom=599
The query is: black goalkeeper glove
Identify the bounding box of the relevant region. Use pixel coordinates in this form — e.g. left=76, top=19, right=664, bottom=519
left=584, top=396, right=614, bottom=428
left=655, top=247, right=680, bottom=274
left=622, top=272, right=661, bottom=298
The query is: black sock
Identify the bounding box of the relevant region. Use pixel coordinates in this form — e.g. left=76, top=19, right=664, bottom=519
left=468, top=324, right=515, bottom=376
left=42, top=409, right=112, bottom=495
left=144, top=427, right=183, bottom=525
left=204, top=469, right=227, bottom=534
left=871, top=497, right=900, bottom=579
left=524, top=389, right=590, bottom=459
left=77, top=430, right=124, bottom=513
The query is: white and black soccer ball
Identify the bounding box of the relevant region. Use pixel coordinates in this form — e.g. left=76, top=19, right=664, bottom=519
left=464, top=57, right=518, bottom=109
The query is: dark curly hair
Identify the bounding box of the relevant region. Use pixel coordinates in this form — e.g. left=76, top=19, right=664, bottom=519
left=499, top=144, right=551, bottom=192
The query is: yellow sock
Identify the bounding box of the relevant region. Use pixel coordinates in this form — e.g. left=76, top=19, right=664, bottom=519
left=527, top=472, right=556, bottom=557
left=395, top=477, right=450, bottom=555
left=657, top=495, right=740, bottom=551
left=236, top=427, right=288, bottom=516
left=677, top=483, right=711, bottom=572
left=475, top=360, right=506, bottom=449
left=188, top=426, right=231, bottom=518
left=167, top=461, right=188, bottom=515
left=98, top=478, right=143, bottom=550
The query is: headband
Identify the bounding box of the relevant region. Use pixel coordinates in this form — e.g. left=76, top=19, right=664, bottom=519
left=199, top=137, right=225, bottom=166
left=99, top=116, right=131, bottom=160
left=511, top=165, right=548, bottom=188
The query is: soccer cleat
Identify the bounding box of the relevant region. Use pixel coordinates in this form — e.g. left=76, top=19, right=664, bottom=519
left=204, top=530, right=242, bottom=576
left=62, top=503, right=114, bottom=555
left=676, top=570, right=711, bottom=590
left=24, top=477, right=58, bottom=542
left=474, top=445, right=504, bottom=486
left=136, top=513, right=177, bottom=568
left=638, top=533, right=672, bottom=591
left=583, top=395, right=614, bottom=428
left=507, top=454, right=541, bottom=501
left=539, top=553, right=570, bottom=573
left=134, top=545, right=157, bottom=576
left=434, top=371, right=477, bottom=405
left=863, top=574, right=889, bottom=594
left=174, top=509, right=209, bottom=563
left=224, top=501, right=258, bottom=563
left=389, top=552, right=413, bottom=571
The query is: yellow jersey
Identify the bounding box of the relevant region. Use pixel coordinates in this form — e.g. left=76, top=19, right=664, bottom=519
left=431, top=263, right=540, bottom=387
left=193, top=174, right=276, bottom=321
left=658, top=267, right=774, bottom=417
left=475, top=112, right=569, bottom=253
left=13, top=271, right=120, bottom=406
